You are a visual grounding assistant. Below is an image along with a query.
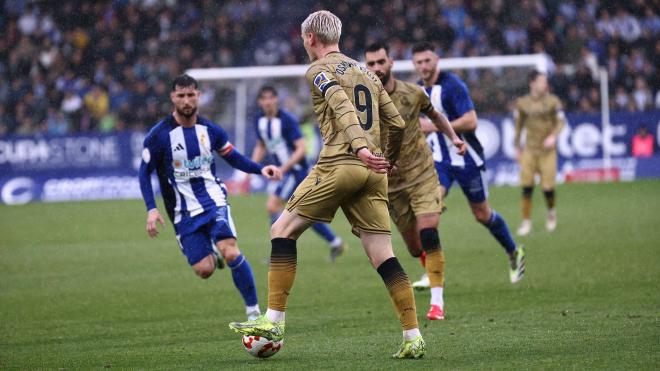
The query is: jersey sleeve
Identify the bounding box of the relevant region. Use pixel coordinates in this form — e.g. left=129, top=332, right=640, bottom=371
left=138, top=133, right=159, bottom=211
left=513, top=99, right=525, bottom=148
left=448, top=75, right=475, bottom=117
left=254, top=116, right=263, bottom=142
left=418, top=86, right=434, bottom=116
left=378, top=87, right=406, bottom=164
left=205, top=122, right=235, bottom=156
left=306, top=64, right=368, bottom=152
left=551, top=96, right=566, bottom=136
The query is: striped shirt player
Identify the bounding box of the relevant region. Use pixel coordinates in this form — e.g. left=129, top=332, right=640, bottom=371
left=138, top=74, right=281, bottom=320
left=411, top=42, right=524, bottom=285
left=255, top=109, right=308, bottom=201
left=251, top=86, right=345, bottom=260
left=421, top=71, right=488, bottom=202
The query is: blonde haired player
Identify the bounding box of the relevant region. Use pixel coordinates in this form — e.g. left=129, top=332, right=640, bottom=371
left=514, top=71, right=566, bottom=236
left=230, top=10, right=426, bottom=359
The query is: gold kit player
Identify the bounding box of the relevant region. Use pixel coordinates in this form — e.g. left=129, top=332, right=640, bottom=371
left=230, top=10, right=426, bottom=359
left=365, top=42, right=466, bottom=321
left=514, top=71, right=566, bottom=236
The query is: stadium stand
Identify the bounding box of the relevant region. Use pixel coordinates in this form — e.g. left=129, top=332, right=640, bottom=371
left=0, top=0, right=658, bottom=137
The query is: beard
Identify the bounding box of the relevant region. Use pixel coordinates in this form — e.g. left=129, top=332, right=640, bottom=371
left=379, top=71, right=391, bottom=86
left=176, top=106, right=197, bottom=119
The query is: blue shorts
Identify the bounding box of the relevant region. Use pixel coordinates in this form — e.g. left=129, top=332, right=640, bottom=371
left=175, top=206, right=237, bottom=266
left=267, top=169, right=307, bottom=201
left=435, top=162, right=489, bottom=203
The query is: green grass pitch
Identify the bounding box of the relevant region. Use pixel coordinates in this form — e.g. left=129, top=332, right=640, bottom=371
left=1, top=180, right=659, bottom=369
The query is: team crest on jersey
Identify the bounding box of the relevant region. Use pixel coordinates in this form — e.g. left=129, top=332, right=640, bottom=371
left=313, top=72, right=334, bottom=92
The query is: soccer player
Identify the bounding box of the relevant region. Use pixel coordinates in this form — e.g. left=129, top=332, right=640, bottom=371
left=250, top=85, right=347, bottom=261
left=411, top=41, right=526, bottom=285
left=138, top=74, right=282, bottom=320
left=230, top=11, right=426, bottom=359
left=513, top=71, right=566, bottom=236
left=364, top=42, right=466, bottom=321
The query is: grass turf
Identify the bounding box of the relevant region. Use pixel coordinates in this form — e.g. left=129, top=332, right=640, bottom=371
left=0, top=180, right=659, bottom=369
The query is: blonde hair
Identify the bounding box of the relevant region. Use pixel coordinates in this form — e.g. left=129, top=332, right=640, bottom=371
left=301, top=10, right=342, bottom=45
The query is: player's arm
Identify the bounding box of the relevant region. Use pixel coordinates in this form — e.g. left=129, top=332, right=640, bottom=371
left=426, top=109, right=466, bottom=155
left=378, top=87, right=406, bottom=167
left=251, top=139, right=266, bottom=164
left=280, top=138, right=306, bottom=174
left=419, top=88, right=465, bottom=155
left=544, top=99, right=566, bottom=149
left=307, top=66, right=389, bottom=172
left=138, top=136, right=165, bottom=238
left=448, top=77, right=478, bottom=133
left=279, top=116, right=307, bottom=174
left=450, top=109, right=477, bottom=133
left=418, top=110, right=476, bottom=134
left=513, top=101, right=525, bottom=160
left=419, top=115, right=438, bottom=134
left=219, top=142, right=281, bottom=180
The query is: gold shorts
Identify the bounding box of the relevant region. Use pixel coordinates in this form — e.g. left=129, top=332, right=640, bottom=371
left=388, top=174, right=444, bottom=233
left=286, top=164, right=390, bottom=236
left=520, top=149, right=557, bottom=189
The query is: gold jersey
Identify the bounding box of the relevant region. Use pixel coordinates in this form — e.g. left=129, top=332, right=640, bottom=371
left=305, top=52, right=405, bottom=167
left=514, top=93, right=566, bottom=153
left=386, top=79, right=436, bottom=192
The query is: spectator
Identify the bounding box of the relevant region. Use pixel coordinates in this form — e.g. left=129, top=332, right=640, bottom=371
left=631, top=126, right=654, bottom=158
left=0, top=0, right=657, bottom=136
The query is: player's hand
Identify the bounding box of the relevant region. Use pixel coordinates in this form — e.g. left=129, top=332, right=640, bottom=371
left=261, top=165, right=282, bottom=180
left=146, top=209, right=165, bottom=238
left=357, top=147, right=390, bottom=173
left=515, top=147, right=522, bottom=163
left=452, top=137, right=467, bottom=156
left=543, top=135, right=556, bottom=149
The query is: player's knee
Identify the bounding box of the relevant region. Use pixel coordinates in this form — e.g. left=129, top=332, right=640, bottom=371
left=270, top=222, right=283, bottom=238
left=408, top=248, right=423, bottom=258
left=474, top=208, right=491, bottom=224
left=522, top=186, right=534, bottom=198
left=223, top=247, right=240, bottom=263
left=193, top=264, right=215, bottom=279
left=419, top=228, right=440, bottom=252
left=217, top=240, right=240, bottom=263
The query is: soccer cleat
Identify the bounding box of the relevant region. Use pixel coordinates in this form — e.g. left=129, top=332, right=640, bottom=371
left=229, top=314, right=285, bottom=341
left=392, top=335, right=426, bottom=359
left=516, top=219, right=532, bottom=236
left=329, top=241, right=347, bottom=262
left=546, top=209, right=557, bottom=232
left=426, top=304, right=445, bottom=320
left=509, top=245, right=526, bottom=284
left=412, top=273, right=430, bottom=290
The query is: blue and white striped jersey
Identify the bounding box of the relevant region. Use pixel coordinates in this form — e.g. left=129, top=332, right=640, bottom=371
left=139, top=115, right=236, bottom=233
left=420, top=72, right=485, bottom=169
left=255, top=109, right=307, bottom=173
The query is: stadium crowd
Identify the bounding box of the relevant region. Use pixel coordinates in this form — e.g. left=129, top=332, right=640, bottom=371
left=0, top=0, right=658, bottom=136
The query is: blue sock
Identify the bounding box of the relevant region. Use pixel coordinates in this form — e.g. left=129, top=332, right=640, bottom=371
left=228, top=254, right=258, bottom=307
left=312, top=222, right=337, bottom=243
left=482, top=210, right=517, bottom=254
left=269, top=212, right=281, bottom=226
